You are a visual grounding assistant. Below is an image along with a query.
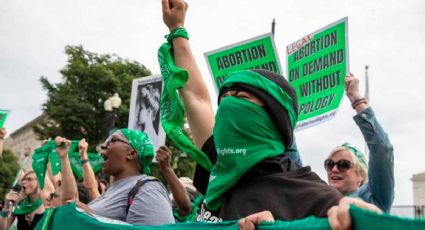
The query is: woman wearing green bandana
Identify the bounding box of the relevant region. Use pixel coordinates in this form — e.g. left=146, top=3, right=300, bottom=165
left=161, top=0, right=342, bottom=222
left=1, top=171, right=45, bottom=230
left=325, top=74, right=394, bottom=212
left=57, top=130, right=175, bottom=226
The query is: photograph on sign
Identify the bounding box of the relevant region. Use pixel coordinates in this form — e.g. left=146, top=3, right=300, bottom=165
left=286, top=17, right=349, bottom=131
left=128, top=75, right=166, bottom=150
left=205, top=33, right=282, bottom=92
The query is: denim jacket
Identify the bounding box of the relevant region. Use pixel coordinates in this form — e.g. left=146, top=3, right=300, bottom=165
left=350, top=107, right=394, bottom=212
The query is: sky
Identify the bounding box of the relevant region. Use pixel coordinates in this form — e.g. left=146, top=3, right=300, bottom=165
left=1, top=0, right=424, bottom=206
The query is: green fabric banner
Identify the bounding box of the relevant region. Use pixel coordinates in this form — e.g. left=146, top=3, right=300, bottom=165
left=0, top=109, right=9, bottom=128
left=286, top=17, right=348, bottom=131
left=35, top=203, right=425, bottom=230
left=68, top=151, right=104, bottom=180
left=205, top=33, right=282, bottom=92
left=32, top=140, right=104, bottom=188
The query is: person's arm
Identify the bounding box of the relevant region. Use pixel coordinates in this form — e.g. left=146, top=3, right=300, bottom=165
left=79, top=139, right=100, bottom=200
left=0, top=128, right=6, bottom=158
left=156, top=146, right=192, bottom=216
left=346, top=74, right=394, bottom=212
left=55, top=136, right=79, bottom=203
left=162, top=0, right=215, bottom=148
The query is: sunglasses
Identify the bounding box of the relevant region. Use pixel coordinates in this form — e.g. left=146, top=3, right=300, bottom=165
left=101, top=136, right=132, bottom=150
left=324, top=159, right=354, bottom=172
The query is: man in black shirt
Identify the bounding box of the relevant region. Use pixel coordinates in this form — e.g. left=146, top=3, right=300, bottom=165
left=162, top=0, right=342, bottom=221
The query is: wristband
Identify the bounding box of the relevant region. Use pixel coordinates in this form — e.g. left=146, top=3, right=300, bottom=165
left=166, top=27, right=189, bottom=43
left=351, top=98, right=367, bottom=109
left=81, top=159, right=89, bottom=164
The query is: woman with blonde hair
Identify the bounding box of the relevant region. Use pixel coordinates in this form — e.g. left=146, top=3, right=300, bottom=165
left=0, top=171, right=46, bottom=230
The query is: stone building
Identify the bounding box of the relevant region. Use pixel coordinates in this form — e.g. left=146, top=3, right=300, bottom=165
left=3, top=114, right=46, bottom=171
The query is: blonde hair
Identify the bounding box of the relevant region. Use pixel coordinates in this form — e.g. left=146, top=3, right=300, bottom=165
left=327, top=147, right=368, bottom=186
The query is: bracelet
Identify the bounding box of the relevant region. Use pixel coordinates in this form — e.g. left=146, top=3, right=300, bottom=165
left=166, top=27, right=189, bottom=43
left=351, top=98, right=367, bottom=109
left=81, top=159, right=89, bottom=164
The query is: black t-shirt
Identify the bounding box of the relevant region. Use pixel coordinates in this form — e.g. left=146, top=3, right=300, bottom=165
left=194, top=136, right=343, bottom=221
left=16, top=213, right=44, bottom=230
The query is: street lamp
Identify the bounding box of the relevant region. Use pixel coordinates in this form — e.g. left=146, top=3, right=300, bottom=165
left=103, top=93, right=122, bottom=138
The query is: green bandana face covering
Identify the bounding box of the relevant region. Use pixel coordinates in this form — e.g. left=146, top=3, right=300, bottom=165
left=119, top=129, right=154, bottom=175
left=205, top=96, right=285, bottom=210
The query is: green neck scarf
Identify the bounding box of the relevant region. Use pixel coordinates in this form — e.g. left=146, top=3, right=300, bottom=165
left=205, top=96, right=285, bottom=210
left=157, top=28, right=213, bottom=172
left=13, top=197, right=43, bottom=215
left=120, top=129, right=154, bottom=175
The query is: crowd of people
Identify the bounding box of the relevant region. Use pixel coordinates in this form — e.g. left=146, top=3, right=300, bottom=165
left=0, top=0, right=398, bottom=229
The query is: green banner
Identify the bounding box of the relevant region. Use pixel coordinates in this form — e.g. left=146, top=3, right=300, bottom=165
left=286, top=18, right=349, bottom=130
left=35, top=203, right=425, bottom=230
left=205, top=33, right=282, bottom=91
left=0, top=109, right=10, bottom=128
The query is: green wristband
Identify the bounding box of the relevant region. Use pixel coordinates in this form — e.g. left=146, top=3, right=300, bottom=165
left=166, top=27, right=189, bottom=43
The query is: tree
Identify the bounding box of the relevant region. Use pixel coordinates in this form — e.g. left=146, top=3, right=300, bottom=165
left=34, top=45, right=151, bottom=150
left=0, top=150, right=20, bottom=205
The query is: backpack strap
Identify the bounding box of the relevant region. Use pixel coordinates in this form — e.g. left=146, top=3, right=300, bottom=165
left=126, top=178, right=159, bottom=215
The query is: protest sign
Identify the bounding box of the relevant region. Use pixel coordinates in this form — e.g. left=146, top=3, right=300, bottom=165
left=287, top=17, right=349, bottom=130
left=205, top=33, right=282, bottom=91
left=128, top=75, right=166, bottom=151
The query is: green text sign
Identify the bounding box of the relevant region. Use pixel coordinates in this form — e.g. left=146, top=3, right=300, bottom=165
left=287, top=17, right=349, bottom=130
left=205, top=33, right=282, bottom=92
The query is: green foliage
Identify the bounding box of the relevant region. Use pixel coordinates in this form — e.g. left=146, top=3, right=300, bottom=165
left=0, top=150, right=20, bottom=204
left=34, top=45, right=151, bottom=150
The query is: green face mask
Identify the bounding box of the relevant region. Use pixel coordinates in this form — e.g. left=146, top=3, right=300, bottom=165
left=205, top=96, right=285, bottom=210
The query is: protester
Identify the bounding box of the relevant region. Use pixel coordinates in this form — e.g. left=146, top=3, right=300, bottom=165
left=325, top=74, right=394, bottom=212
left=0, top=171, right=45, bottom=230
left=0, top=128, right=6, bottom=157
left=156, top=145, right=203, bottom=222
left=57, top=129, right=175, bottom=226
left=161, top=0, right=342, bottom=221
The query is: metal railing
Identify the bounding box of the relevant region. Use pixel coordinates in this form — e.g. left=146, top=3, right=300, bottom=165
left=391, top=205, right=425, bottom=218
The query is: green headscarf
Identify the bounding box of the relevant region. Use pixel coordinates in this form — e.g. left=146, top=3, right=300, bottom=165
left=220, top=70, right=298, bottom=129
left=340, top=143, right=368, bottom=171
left=205, top=96, right=285, bottom=210
left=13, top=197, right=43, bottom=215
left=119, top=129, right=154, bottom=175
